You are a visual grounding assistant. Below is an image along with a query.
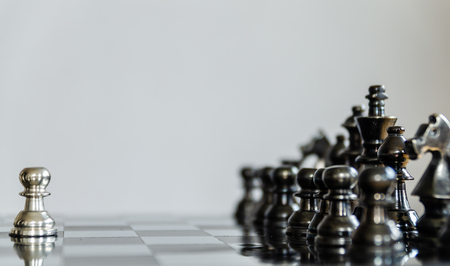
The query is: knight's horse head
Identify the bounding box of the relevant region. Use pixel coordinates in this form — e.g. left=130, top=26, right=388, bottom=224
left=300, top=131, right=330, bottom=157
left=405, top=114, right=450, bottom=160
left=299, top=130, right=331, bottom=168
left=405, top=114, right=450, bottom=199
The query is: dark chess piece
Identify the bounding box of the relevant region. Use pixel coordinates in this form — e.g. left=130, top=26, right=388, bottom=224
left=405, top=114, right=450, bottom=248
left=298, top=130, right=330, bottom=168
left=235, top=167, right=257, bottom=225
left=253, top=167, right=274, bottom=228
left=355, top=85, right=397, bottom=169
left=11, top=236, right=57, bottom=266
left=261, top=227, right=300, bottom=264
left=349, top=167, right=405, bottom=265
left=286, top=168, right=319, bottom=245
left=281, top=159, right=301, bottom=168
left=354, top=85, right=397, bottom=220
left=341, top=105, right=365, bottom=170
left=325, top=135, right=347, bottom=166
left=264, top=165, right=299, bottom=230
left=10, top=167, right=57, bottom=237
left=314, top=166, right=359, bottom=264
left=378, top=126, right=419, bottom=241
left=263, top=165, right=300, bottom=262
left=306, top=168, right=329, bottom=245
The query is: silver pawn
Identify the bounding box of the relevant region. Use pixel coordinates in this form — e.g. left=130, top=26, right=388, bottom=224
left=10, top=167, right=57, bottom=237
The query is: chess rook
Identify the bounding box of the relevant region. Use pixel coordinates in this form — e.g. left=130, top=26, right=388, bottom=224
left=10, top=167, right=57, bottom=237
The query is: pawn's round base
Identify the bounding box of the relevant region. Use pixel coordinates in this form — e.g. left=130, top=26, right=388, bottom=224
left=10, top=210, right=57, bottom=237
left=10, top=227, right=57, bottom=237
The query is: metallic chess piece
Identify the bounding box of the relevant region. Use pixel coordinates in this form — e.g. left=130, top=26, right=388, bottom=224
left=253, top=167, right=274, bottom=228
left=298, top=130, right=330, bottom=168
left=315, top=166, right=359, bottom=246
left=314, top=166, right=359, bottom=263
left=306, top=168, right=329, bottom=245
left=325, top=135, right=347, bottom=167
left=355, top=85, right=397, bottom=168
left=378, top=126, right=419, bottom=241
left=263, top=165, right=299, bottom=230
left=11, top=236, right=57, bottom=266
left=235, top=167, right=257, bottom=225
left=354, top=85, right=397, bottom=220
left=341, top=105, right=366, bottom=170
left=349, top=167, right=405, bottom=265
left=286, top=168, right=319, bottom=245
left=10, top=167, right=57, bottom=237
left=262, top=165, right=300, bottom=263
left=405, top=114, right=450, bottom=248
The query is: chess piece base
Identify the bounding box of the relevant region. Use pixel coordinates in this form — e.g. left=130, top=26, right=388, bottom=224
left=10, top=211, right=57, bottom=237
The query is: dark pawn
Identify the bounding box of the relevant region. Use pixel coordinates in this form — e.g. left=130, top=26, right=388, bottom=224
left=264, top=165, right=299, bottom=230
left=350, top=167, right=405, bottom=265
left=314, top=166, right=359, bottom=264
left=235, top=167, right=257, bottom=225
left=253, top=167, right=274, bottom=228
left=405, top=114, right=450, bottom=248
left=325, top=135, right=347, bottom=166
left=341, top=105, right=365, bottom=170
left=378, top=126, right=419, bottom=241
left=263, top=165, right=300, bottom=263
left=306, top=168, right=329, bottom=245
left=354, top=85, right=397, bottom=220
left=286, top=168, right=319, bottom=245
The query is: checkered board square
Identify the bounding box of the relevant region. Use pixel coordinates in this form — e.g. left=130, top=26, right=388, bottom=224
left=0, top=215, right=267, bottom=266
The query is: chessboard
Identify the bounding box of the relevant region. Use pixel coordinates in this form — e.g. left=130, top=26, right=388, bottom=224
left=0, top=214, right=425, bottom=266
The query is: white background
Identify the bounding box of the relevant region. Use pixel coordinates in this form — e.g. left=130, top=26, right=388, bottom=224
left=0, top=1, right=449, bottom=217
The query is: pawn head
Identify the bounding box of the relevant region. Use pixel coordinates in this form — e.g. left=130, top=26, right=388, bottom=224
left=271, top=165, right=298, bottom=190
left=240, top=167, right=254, bottom=181
left=358, top=167, right=396, bottom=204
left=19, top=167, right=51, bottom=192
left=323, top=165, right=358, bottom=190
left=258, top=167, right=274, bottom=189
left=296, top=168, right=318, bottom=197
left=313, top=168, right=327, bottom=191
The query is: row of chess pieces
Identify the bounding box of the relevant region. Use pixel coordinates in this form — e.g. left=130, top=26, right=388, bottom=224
left=234, top=85, right=450, bottom=265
